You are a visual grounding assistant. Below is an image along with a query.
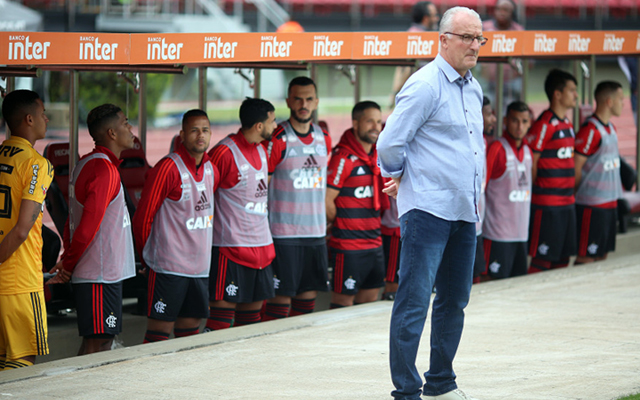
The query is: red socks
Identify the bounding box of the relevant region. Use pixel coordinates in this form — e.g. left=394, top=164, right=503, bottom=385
left=263, top=303, right=290, bottom=321
left=205, top=307, right=235, bottom=331
left=290, top=298, right=315, bottom=316
left=174, top=327, right=200, bottom=338
left=234, top=310, right=261, bottom=326
left=143, top=330, right=169, bottom=343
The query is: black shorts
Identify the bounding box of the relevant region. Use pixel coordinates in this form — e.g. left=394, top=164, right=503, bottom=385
left=576, top=204, right=617, bottom=258
left=330, top=246, right=385, bottom=295
left=271, top=238, right=329, bottom=297
left=382, top=234, right=401, bottom=284
left=528, top=204, right=577, bottom=261
left=73, top=282, right=123, bottom=338
left=209, top=247, right=275, bottom=304
left=473, top=234, right=485, bottom=278
left=483, top=239, right=528, bottom=279
left=146, top=270, right=208, bottom=321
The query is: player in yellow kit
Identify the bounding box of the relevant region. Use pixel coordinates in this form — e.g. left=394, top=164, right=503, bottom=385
left=0, top=90, right=54, bottom=370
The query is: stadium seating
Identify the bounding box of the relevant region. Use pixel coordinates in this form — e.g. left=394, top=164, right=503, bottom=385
left=43, top=142, right=78, bottom=237
left=170, top=134, right=182, bottom=154
left=318, top=120, right=330, bottom=135
left=118, top=136, right=151, bottom=208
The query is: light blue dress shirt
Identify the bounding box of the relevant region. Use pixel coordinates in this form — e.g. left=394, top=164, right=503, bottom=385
left=377, top=54, right=484, bottom=223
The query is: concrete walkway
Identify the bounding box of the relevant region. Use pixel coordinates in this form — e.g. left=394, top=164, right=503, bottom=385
left=1, top=253, right=640, bottom=400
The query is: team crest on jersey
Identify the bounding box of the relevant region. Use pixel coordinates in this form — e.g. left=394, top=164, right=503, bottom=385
left=106, top=313, right=117, bottom=328
left=155, top=299, right=167, bottom=314
left=538, top=243, right=549, bottom=255
left=588, top=243, right=599, bottom=255
left=316, top=144, right=327, bottom=156
left=344, top=277, right=356, bottom=290
left=226, top=282, right=239, bottom=297
left=489, top=261, right=501, bottom=274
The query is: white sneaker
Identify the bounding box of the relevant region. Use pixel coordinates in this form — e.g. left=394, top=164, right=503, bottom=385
left=423, top=388, right=480, bottom=400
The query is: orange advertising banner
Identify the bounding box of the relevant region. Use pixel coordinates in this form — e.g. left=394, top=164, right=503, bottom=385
left=595, top=31, right=640, bottom=55
left=522, top=31, right=572, bottom=56
left=480, top=31, right=524, bottom=57
left=1, top=31, right=640, bottom=67
left=0, top=32, right=130, bottom=65
left=352, top=32, right=439, bottom=60
left=129, top=32, right=354, bottom=64
left=521, top=30, right=640, bottom=56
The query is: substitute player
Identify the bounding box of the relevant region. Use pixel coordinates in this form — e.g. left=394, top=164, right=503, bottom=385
left=526, top=69, right=578, bottom=273
left=262, top=76, right=331, bottom=320
left=472, top=96, right=494, bottom=283
left=133, top=109, right=218, bottom=343
left=0, top=90, right=53, bottom=369
left=48, top=104, right=136, bottom=354
left=205, top=98, right=277, bottom=330
left=574, top=81, right=625, bottom=263
left=483, top=101, right=533, bottom=280
left=326, top=101, right=386, bottom=308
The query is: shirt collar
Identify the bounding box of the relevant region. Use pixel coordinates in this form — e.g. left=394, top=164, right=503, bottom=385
left=94, top=145, right=123, bottom=167
left=235, top=129, right=260, bottom=148
left=6, top=136, right=33, bottom=148
left=434, top=54, right=474, bottom=84
left=175, top=142, right=210, bottom=174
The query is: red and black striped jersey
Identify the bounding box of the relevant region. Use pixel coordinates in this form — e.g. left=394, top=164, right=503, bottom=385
left=527, top=109, right=575, bottom=207
left=327, top=148, right=381, bottom=251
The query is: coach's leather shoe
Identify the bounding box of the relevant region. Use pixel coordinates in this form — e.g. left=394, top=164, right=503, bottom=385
left=382, top=292, right=396, bottom=301
left=423, top=389, right=480, bottom=400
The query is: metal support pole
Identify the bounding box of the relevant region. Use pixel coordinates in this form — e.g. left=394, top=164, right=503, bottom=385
left=589, top=54, right=596, bottom=107
left=636, top=56, right=640, bottom=191
left=258, top=12, right=267, bottom=32
left=4, top=77, right=15, bottom=138
left=350, top=0, right=360, bottom=31
left=234, top=0, right=243, bottom=22
left=310, top=64, right=318, bottom=124
left=521, top=57, right=528, bottom=103
left=138, top=73, right=147, bottom=153
left=573, top=60, right=580, bottom=127
left=496, top=63, right=504, bottom=137
left=310, top=63, right=317, bottom=83
left=198, top=67, right=207, bottom=111
left=354, top=65, right=361, bottom=104
left=253, top=68, right=261, bottom=98
left=68, top=0, right=76, bottom=30
left=69, top=70, right=79, bottom=172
